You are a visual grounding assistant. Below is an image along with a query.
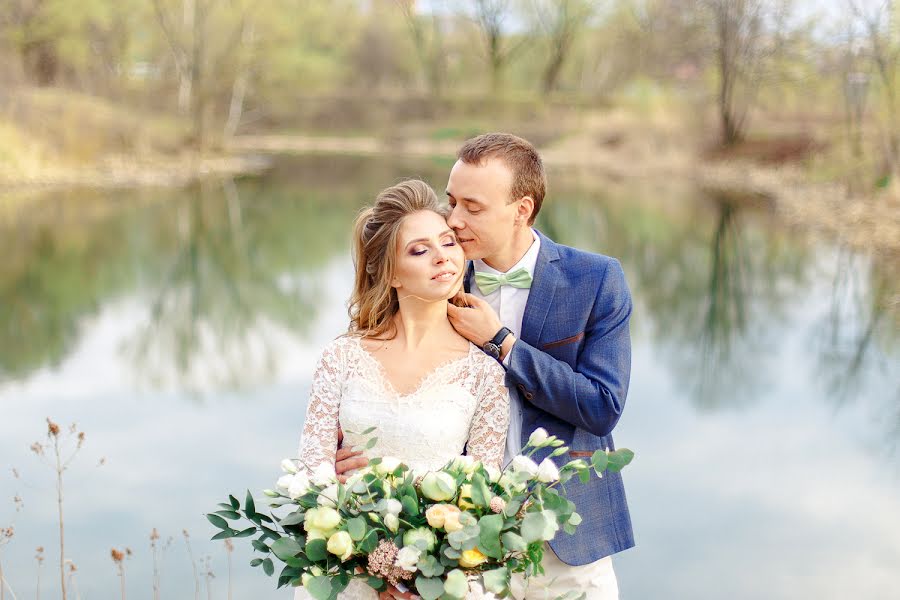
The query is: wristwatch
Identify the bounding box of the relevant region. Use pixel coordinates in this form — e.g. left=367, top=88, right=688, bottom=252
left=482, top=327, right=513, bottom=360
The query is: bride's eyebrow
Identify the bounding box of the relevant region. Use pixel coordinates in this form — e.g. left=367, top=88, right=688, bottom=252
left=404, top=229, right=455, bottom=247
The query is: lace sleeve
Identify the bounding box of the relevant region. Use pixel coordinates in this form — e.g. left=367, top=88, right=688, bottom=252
left=466, top=354, right=510, bottom=470
left=296, top=338, right=347, bottom=476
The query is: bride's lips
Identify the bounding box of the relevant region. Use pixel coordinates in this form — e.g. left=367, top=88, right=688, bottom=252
left=431, top=271, right=457, bottom=282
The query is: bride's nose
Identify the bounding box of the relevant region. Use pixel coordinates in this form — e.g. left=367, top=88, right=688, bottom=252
left=433, top=247, right=449, bottom=263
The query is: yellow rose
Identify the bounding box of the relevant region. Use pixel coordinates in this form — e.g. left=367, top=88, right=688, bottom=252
left=457, top=484, right=476, bottom=510
left=458, top=548, right=488, bottom=568
left=426, top=504, right=463, bottom=531
left=443, top=507, right=464, bottom=532
left=326, top=531, right=354, bottom=561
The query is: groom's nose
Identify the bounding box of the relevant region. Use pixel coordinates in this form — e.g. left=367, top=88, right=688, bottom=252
left=446, top=204, right=464, bottom=231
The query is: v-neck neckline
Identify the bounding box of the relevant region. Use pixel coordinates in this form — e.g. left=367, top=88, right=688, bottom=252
left=352, top=336, right=475, bottom=398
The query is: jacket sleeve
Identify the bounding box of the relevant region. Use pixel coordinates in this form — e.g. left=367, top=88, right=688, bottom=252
left=505, top=258, right=632, bottom=437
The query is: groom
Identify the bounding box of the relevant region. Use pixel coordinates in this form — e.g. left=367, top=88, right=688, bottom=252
left=444, top=133, right=634, bottom=599
left=335, top=133, right=634, bottom=599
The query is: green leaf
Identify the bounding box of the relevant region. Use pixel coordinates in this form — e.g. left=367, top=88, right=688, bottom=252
left=417, top=554, right=445, bottom=577
left=250, top=558, right=263, bottom=567
left=365, top=437, right=377, bottom=450
left=252, top=539, right=270, bottom=553
left=229, top=495, right=240, bottom=510
left=358, top=529, right=379, bottom=554
left=503, top=499, right=522, bottom=518
left=214, top=510, right=241, bottom=520
left=481, top=567, right=509, bottom=594
left=206, top=514, right=230, bottom=530
left=579, top=469, right=591, bottom=483
left=477, top=514, right=503, bottom=559
left=591, top=450, right=608, bottom=473
left=442, top=544, right=461, bottom=559
left=234, top=527, right=256, bottom=538
left=262, top=557, right=274, bottom=576
left=279, top=510, right=305, bottom=527
left=568, top=512, right=582, bottom=526
left=401, top=494, right=419, bottom=516
left=306, top=538, right=328, bottom=561
left=271, top=537, right=304, bottom=561
left=346, top=516, right=367, bottom=541
left=367, top=576, right=385, bottom=591
left=245, top=490, right=257, bottom=516
left=217, top=503, right=235, bottom=510
left=211, top=529, right=234, bottom=540
left=414, top=576, right=445, bottom=600
left=361, top=426, right=377, bottom=435
left=520, top=511, right=559, bottom=544
left=501, top=531, right=527, bottom=552
left=606, top=449, right=635, bottom=473
left=469, top=473, right=491, bottom=508
left=306, top=576, right=332, bottom=600
left=443, top=569, right=468, bottom=600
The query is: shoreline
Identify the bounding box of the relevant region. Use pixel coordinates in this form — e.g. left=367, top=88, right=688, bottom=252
left=2, top=135, right=897, bottom=259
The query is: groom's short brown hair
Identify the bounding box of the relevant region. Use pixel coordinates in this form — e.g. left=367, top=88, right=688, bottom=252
left=457, top=133, right=546, bottom=225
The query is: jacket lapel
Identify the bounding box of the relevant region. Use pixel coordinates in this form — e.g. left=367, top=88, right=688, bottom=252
left=520, top=230, right=560, bottom=345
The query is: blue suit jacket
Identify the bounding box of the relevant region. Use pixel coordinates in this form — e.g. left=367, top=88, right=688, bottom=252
left=465, top=230, right=634, bottom=565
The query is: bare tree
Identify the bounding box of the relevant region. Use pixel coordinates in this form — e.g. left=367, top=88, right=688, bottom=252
left=397, top=0, right=447, bottom=99
left=470, top=0, right=528, bottom=93
left=531, top=0, right=595, bottom=94
left=848, top=0, right=900, bottom=172
left=702, top=0, right=793, bottom=146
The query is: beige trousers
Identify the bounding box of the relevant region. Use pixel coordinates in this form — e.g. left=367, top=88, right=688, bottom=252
left=510, top=547, right=619, bottom=600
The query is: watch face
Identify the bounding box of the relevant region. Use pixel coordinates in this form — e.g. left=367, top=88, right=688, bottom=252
left=483, top=342, right=500, bottom=359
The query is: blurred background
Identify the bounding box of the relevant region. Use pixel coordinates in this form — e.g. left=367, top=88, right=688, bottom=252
left=1, top=1, right=898, bottom=599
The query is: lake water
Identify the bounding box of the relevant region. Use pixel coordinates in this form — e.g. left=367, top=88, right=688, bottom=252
left=1, top=154, right=898, bottom=599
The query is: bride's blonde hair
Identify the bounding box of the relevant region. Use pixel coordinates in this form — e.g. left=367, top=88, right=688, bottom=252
left=349, top=179, right=445, bottom=339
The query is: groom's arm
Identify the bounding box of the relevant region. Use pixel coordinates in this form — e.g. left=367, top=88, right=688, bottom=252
left=508, top=259, right=632, bottom=437
left=448, top=258, right=632, bottom=437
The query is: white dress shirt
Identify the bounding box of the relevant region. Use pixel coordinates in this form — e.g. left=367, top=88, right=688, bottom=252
left=470, top=230, right=540, bottom=465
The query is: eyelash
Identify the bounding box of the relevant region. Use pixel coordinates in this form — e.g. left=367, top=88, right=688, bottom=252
left=411, top=241, right=456, bottom=256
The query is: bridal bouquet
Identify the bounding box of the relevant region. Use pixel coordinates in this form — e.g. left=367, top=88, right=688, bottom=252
left=207, top=428, right=633, bottom=600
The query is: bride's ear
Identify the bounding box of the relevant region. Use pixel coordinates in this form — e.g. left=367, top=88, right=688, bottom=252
left=391, top=277, right=401, bottom=289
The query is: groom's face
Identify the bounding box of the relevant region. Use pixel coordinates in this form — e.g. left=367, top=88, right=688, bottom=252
left=445, top=157, right=519, bottom=262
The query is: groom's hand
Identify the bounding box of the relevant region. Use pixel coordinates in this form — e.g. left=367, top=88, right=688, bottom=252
left=447, top=293, right=502, bottom=346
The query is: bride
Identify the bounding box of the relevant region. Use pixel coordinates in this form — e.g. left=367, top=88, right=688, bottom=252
left=294, top=179, right=510, bottom=599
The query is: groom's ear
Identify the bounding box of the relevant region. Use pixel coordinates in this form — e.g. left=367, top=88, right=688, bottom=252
left=516, top=196, right=535, bottom=225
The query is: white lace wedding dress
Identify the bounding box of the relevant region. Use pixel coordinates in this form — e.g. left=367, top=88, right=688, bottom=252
left=293, top=335, right=510, bottom=599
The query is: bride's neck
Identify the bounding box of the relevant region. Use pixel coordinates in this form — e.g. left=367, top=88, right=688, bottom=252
left=392, top=299, right=452, bottom=349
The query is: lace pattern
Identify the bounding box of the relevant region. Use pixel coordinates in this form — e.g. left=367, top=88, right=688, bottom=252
left=294, top=335, right=509, bottom=599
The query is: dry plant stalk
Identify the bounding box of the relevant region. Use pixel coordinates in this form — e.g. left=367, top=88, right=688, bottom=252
left=182, top=530, right=200, bottom=600
left=110, top=548, right=131, bottom=600
left=223, top=539, right=233, bottom=600
left=35, top=547, right=45, bottom=600
left=0, top=526, right=16, bottom=600
left=31, top=418, right=86, bottom=600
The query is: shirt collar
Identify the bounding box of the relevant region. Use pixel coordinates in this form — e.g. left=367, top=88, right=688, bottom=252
left=473, top=229, right=540, bottom=277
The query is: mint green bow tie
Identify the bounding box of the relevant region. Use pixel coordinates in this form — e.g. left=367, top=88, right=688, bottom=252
left=474, top=268, right=533, bottom=295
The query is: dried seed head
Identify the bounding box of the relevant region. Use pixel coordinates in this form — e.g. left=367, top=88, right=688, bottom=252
left=77, top=432, right=86, bottom=448
left=11, top=468, right=19, bottom=479
left=30, top=442, right=44, bottom=456
left=150, top=528, right=160, bottom=541
left=125, top=547, right=133, bottom=557
left=111, top=549, right=125, bottom=563
left=224, top=539, right=234, bottom=552
left=47, top=419, right=60, bottom=437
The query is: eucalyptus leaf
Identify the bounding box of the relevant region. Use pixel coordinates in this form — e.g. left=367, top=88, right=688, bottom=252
left=346, top=516, right=367, bottom=541
left=262, top=557, right=274, bottom=576
left=520, top=511, right=559, bottom=544
left=214, top=510, right=241, bottom=520
left=271, top=537, right=304, bottom=561
left=280, top=510, right=305, bottom=527
left=361, top=426, right=377, bottom=435
left=477, top=514, right=503, bottom=559
left=417, top=554, right=445, bottom=577
left=234, top=527, right=257, bottom=538
left=591, top=450, right=608, bottom=473
left=206, top=514, right=230, bottom=530
left=501, top=532, right=527, bottom=552
left=306, top=576, right=332, bottom=600
left=443, top=569, right=468, bottom=600
left=229, top=495, right=240, bottom=510
left=401, top=495, right=419, bottom=516
left=306, top=538, right=328, bottom=562
left=252, top=539, right=270, bottom=553
left=365, top=437, right=377, bottom=450
left=414, top=576, right=445, bottom=600
left=250, top=558, right=263, bottom=567
left=245, top=490, right=257, bottom=516
left=211, top=529, right=234, bottom=541
left=606, top=449, right=634, bottom=473
left=469, top=473, right=491, bottom=508
left=481, top=567, right=509, bottom=594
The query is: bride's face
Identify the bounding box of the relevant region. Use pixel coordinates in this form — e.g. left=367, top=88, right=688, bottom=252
left=391, top=210, right=465, bottom=302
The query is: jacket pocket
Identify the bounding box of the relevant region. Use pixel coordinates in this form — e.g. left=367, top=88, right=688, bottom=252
left=542, top=332, right=585, bottom=350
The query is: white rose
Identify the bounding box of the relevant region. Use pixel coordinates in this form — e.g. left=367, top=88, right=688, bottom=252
left=394, top=546, right=421, bottom=572
left=311, top=462, right=336, bottom=486
left=288, top=473, right=311, bottom=499
left=451, top=455, right=477, bottom=473
left=375, top=456, right=402, bottom=475
left=384, top=513, right=399, bottom=533
left=276, top=474, right=294, bottom=493
left=419, top=471, right=457, bottom=502
left=483, top=464, right=501, bottom=483
left=317, top=483, right=339, bottom=507
left=527, top=428, right=549, bottom=447
left=536, top=458, right=560, bottom=483
left=280, top=458, right=298, bottom=474
left=383, top=498, right=402, bottom=516
left=511, top=456, right=540, bottom=477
